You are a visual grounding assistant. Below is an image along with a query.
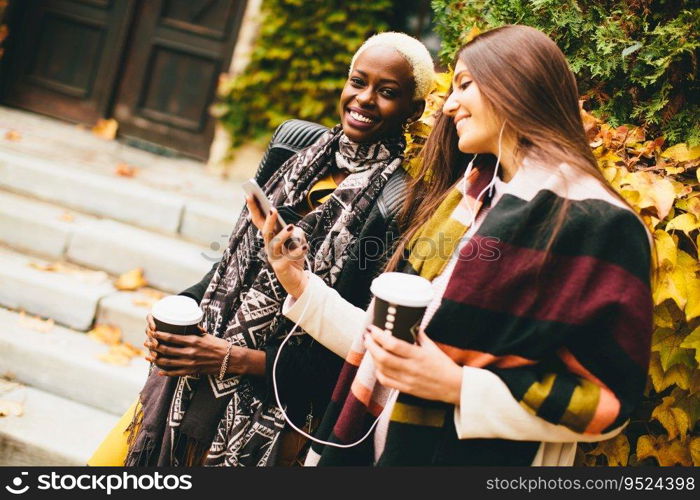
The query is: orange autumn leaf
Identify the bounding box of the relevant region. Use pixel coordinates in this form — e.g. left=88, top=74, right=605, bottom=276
left=91, top=118, right=118, bottom=140
left=88, top=324, right=122, bottom=346
left=132, top=288, right=165, bottom=308
left=58, top=212, right=75, bottom=222
left=114, top=268, right=148, bottom=291
left=97, top=343, right=143, bottom=366
left=97, top=349, right=131, bottom=366
left=115, top=163, right=138, bottom=177
left=4, top=130, right=21, bottom=141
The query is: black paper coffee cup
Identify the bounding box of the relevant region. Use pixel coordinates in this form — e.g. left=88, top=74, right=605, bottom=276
left=370, top=273, right=433, bottom=344
left=151, top=295, right=204, bottom=347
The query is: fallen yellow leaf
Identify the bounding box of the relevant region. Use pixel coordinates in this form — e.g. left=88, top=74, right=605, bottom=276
left=114, top=268, right=148, bottom=291
left=661, top=143, right=700, bottom=163
left=92, top=118, right=118, bottom=140
left=115, top=163, right=138, bottom=177
left=97, top=343, right=143, bottom=366
left=665, top=213, right=700, bottom=235
left=97, top=350, right=130, bottom=366
left=4, top=130, right=21, bottom=141
left=58, top=212, right=75, bottom=223
left=88, top=324, right=122, bottom=346
left=132, top=288, right=165, bottom=308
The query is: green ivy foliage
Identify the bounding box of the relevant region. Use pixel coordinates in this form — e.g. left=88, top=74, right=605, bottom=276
left=215, top=0, right=394, bottom=147
left=431, top=0, right=699, bottom=146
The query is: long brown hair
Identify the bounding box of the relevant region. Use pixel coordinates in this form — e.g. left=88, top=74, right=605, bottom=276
left=387, top=24, right=645, bottom=271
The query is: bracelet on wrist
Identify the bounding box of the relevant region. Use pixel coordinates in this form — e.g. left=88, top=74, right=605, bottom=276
left=218, top=341, right=235, bottom=381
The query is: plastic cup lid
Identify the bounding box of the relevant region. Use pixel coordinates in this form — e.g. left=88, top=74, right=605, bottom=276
left=370, top=272, right=433, bottom=308
left=151, top=295, right=203, bottom=326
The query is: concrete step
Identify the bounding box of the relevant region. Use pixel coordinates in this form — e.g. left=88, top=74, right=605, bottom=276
left=96, top=290, right=157, bottom=347
left=0, top=307, right=148, bottom=415
left=0, top=149, right=244, bottom=247
left=0, top=189, right=93, bottom=260
left=0, top=190, right=220, bottom=294
left=66, top=218, right=217, bottom=294
left=0, top=385, right=119, bottom=466
left=0, top=247, right=115, bottom=331
left=0, top=150, right=185, bottom=234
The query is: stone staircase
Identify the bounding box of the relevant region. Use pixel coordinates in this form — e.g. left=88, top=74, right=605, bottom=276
left=0, top=107, right=260, bottom=465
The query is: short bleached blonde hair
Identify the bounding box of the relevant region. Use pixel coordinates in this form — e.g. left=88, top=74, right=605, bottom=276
left=349, top=31, right=435, bottom=101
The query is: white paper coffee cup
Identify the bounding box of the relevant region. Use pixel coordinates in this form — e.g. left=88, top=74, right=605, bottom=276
left=151, top=295, right=203, bottom=335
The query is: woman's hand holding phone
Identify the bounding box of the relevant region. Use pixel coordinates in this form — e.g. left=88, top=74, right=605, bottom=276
left=246, top=196, right=310, bottom=299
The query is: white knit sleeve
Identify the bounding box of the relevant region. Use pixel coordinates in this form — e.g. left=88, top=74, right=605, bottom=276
left=453, top=366, right=626, bottom=442
left=282, top=272, right=366, bottom=359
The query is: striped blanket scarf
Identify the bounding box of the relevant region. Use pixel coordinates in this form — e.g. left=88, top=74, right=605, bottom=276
left=308, top=158, right=653, bottom=466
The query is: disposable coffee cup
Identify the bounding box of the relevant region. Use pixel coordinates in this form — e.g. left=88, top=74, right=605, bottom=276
left=151, top=295, right=204, bottom=341
left=370, top=272, right=433, bottom=344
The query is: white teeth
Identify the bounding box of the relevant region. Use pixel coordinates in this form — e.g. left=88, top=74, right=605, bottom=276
left=349, top=110, right=374, bottom=124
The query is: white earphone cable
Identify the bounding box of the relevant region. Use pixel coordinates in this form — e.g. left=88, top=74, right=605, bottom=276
left=271, top=254, right=396, bottom=449
left=462, top=121, right=506, bottom=228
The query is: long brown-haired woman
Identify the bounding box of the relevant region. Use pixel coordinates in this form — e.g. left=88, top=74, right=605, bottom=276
left=249, top=25, right=654, bottom=465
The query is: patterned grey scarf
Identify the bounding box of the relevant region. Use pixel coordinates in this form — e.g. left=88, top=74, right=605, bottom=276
left=125, top=125, right=404, bottom=466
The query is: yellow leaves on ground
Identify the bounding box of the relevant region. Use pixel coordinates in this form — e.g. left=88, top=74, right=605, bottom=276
left=637, top=435, right=692, bottom=466
left=28, top=261, right=73, bottom=273
left=665, top=213, right=700, bottom=235
left=131, top=288, right=165, bottom=308
left=661, top=143, right=700, bottom=163
left=58, top=212, right=75, bottom=223
left=88, top=324, right=121, bottom=346
left=653, top=229, right=677, bottom=269
left=587, top=434, right=630, bottom=466
left=17, top=311, right=54, bottom=333
left=98, top=343, right=143, bottom=366
left=91, top=118, right=118, bottom=140
left=4, top=130, right=21, bottom=141
left=115, top=162, right=138, bottom=178
left=88, top=323, right=144, bottom=366
left=653, top=245, right=700, bottom=322
left=114, top=268, right=148, bottom=291
left=28, top=261, right=109, bottom=286
left=617, top=170, right=676, bottom=220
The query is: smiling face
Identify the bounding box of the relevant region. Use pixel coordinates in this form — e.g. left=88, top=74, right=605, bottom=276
left=442, top=59, right=502, bottom=155
left=338, top=46, right=421, bottom=143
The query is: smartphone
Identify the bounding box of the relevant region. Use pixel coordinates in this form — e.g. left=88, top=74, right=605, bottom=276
left=242, top=178, right=287, bottom=232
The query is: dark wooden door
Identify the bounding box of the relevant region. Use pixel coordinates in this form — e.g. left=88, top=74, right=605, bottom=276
left=112, top=0, right=247, bottom=159
left=1, top=0, right=135, bottom=124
